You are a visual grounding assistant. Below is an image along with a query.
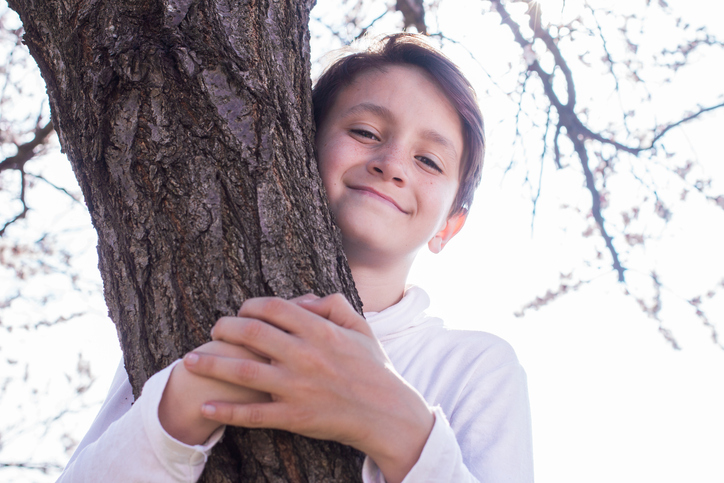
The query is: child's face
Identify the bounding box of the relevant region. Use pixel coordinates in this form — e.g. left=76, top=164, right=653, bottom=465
left=315, top=65, right=465, bottom=265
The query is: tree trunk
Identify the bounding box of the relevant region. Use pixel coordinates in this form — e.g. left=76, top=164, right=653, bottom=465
left=8, top=0, right=364, bottom=480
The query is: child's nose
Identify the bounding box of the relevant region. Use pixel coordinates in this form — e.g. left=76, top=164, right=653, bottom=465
left=367, top=146, right=407, bottom=185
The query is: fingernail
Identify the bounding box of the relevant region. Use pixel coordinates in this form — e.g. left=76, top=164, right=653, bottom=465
left=185, top=353, right=199, bottom=365
left=202, top=404, right=216, bottom=415
left=210, top=326, right=215, bottom=338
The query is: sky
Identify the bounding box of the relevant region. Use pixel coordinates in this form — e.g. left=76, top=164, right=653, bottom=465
left=1, top=0, right=723, bottom=482
left=407, top=1, right=724, bottom=480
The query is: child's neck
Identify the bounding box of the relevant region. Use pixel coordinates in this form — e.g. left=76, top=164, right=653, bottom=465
left=349, top=260, right=412, bottom=313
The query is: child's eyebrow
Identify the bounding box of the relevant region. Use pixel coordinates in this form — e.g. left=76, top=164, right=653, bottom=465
left=419, top=129, right=459, bottom=163
left=343, top=102, right=395, bottom=122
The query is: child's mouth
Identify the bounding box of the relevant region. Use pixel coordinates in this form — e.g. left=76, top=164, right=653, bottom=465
left=349, top=186, right=408, bottom=214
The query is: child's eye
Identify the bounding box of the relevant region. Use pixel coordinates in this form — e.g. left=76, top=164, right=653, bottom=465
left=350, top=129, right=379, bottom=141
left=416, top=156, right=442, bottom=173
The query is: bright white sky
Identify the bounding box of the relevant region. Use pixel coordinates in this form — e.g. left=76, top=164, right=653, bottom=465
left=1, top=0, right=723, bottom=482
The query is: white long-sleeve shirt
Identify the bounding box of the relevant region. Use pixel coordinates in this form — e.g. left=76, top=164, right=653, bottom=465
left=59, top=286, right=533, bottom=482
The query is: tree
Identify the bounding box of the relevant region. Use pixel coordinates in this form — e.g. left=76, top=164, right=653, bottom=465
left=2, top=0, right=723, bottom=480
left=7, top=0, right=365, bottom=481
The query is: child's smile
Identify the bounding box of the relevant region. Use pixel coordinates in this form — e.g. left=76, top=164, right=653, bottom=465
left=347, top=184, right=409, bottom=214
left=315, top=65, right=465, bottom=266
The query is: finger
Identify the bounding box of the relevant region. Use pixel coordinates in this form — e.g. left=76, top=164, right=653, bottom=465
left=236, top=293, right=319, bottom=316
left=201, top=401, right=298, bottom=432
left=236, top=297, right=319, bottom=334
left=184, top=350, right=282, bottom=395
left=211, top=316, right=298, bottom=361
left=194, top=339, right=266, bottom=362
left=297, top=293, right=373, bottom=336
left=289, top=293, right=320, bottom=305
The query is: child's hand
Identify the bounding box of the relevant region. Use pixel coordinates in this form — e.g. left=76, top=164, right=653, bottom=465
left=158, top=340, right=271, bottom=445
left=184, top=294, right=434, bottom=483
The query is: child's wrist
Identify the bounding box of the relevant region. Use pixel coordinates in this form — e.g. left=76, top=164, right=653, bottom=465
left=158, top=363, right=223, bottom=446
left=362, top=398, right=435, bottom=483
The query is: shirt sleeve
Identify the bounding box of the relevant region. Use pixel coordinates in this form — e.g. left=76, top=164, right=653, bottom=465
left=451, top=359, right=533, bottom=482
left=57, top=360, right=225, bottom=483
left=361, top=406, right=481, bottom=483
left=361, top=358, right=533, bottom=483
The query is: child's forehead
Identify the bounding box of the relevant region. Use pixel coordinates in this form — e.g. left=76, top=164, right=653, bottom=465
left=340, top=65, right=459, bottom=115
left=348, top=64, right=435, bottom=90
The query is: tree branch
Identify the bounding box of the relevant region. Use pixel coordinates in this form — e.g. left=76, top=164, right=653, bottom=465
left=573, top=135, right=626, bottom=281
left=0, top=169, right=27, bottom=236
left=354, top=9, right=391, bottom=42
left=583, top=102, right=724, bottom=154
left=587, top=5, right=632, bottom=133
left=531, top=104, right=552, bottom=234
left=526, top=1, right=576, bottom=108
left=0, top=120, right=53, bottom=172
left=396, top=0, right=426, bottom=34
left=492, top=0, right=625, bottom=279
left=26, top=172, right=82, bottom=203
left=0, top=203, right=27, bottom=235
left=491, top=0, right=724, bottom=283
left=0, top=120, right=54, bottom=235
left=0, top=461, right=64, bottom=472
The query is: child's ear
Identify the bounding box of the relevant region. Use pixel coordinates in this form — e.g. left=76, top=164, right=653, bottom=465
left=428, top=211, right=467, bottom=254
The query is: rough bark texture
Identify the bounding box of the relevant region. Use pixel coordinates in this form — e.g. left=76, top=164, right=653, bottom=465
left=8, top=0, right=364, bottom=480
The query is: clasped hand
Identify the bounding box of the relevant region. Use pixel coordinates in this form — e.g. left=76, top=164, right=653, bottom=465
left=181, top=293, right=434, bottom=482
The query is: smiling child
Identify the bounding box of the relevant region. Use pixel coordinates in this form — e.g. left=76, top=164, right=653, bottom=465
left=58, top=34, right=533, bottom=483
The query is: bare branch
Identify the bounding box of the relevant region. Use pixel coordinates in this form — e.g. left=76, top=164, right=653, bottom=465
left=531, top=104, right=552, bottom=234
left=25, top=172, right=82, bottom=203
left=515, top=272, right=589, bottom=317
left=584, top=102, right=724, bottom=154
left=525, top=1, right=576, bottom=108
left=0, top=202, right=27, bottom=235
left=354, top=9, right=390, bottom=42
left=33, top=311, right=86, bottom=330
left=428, top=32, right=510, bottom=98
left=0, top=120, right=55, bottom=234
left=0, top=461, right=64, bottom=472
left=688, top=293, right=723, bottom=350
left=492, top=0, right=626, bottom=279
left=396, top=0, right=426, bottom=34
left=587, top=5, right=632, bottom=133
left=625, top=272, right=681, bottom=350
left=553, top=121, right=562, bottom=168
left=1, top=166, right=28, bottom=235
left=0, top=119, right=53, bottom=172
left=574, top=135, right=627, bottom=281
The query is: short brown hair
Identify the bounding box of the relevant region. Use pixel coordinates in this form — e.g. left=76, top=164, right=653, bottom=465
left=312, top=33, right=485, bottom=216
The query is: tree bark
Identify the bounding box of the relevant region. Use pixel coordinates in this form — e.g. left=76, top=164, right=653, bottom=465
left=8, top=0, right=364, bottom=480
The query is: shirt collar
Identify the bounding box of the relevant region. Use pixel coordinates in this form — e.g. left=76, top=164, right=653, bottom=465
left=364, top=285, right=437, bottom=341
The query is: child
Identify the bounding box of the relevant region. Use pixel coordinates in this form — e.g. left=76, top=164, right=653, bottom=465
left=59, top=34, right=533, bottom=482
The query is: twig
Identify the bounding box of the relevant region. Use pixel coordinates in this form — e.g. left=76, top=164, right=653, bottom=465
left=25, top=172, right=83, bottom=203
left=0, top=461, right=64, bottom=472
left=531, top=104, right=552, bottom=235
left=354, top=9, right=390, bottom=42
